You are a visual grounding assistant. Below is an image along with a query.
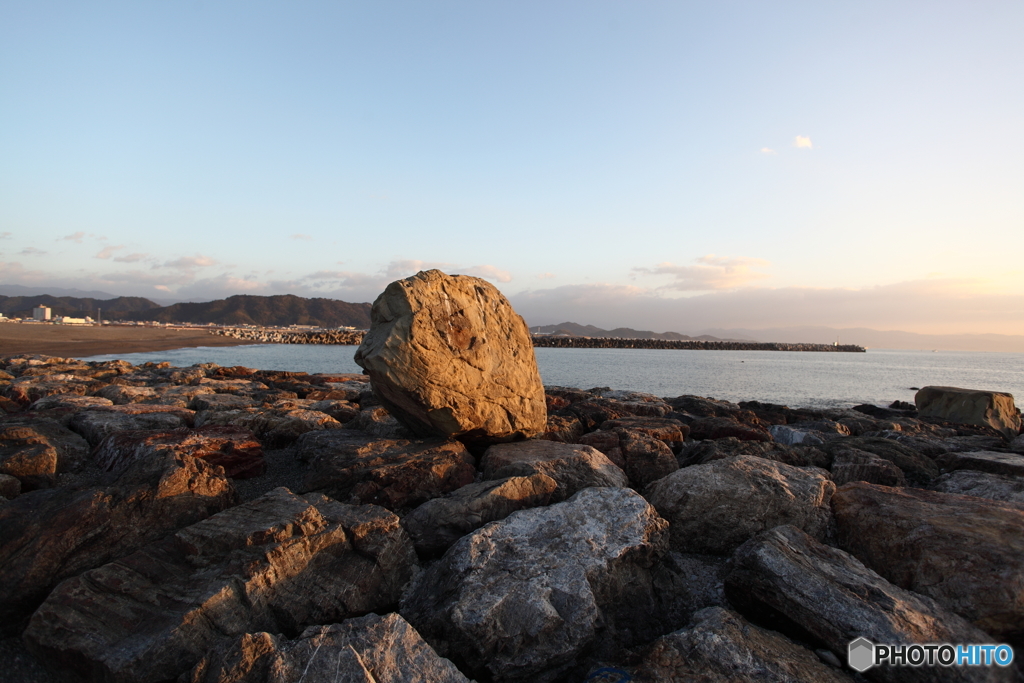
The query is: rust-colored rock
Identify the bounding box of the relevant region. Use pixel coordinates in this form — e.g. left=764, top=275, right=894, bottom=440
left=354, top=269, right=546, bottom=443
left=916, top=386, right=1022, bottom=439
left=93, top=425, right=266, bottom=479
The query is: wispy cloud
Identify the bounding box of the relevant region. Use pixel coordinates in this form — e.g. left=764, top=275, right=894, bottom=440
left=461, top=265, right=513, bottom=283
left=634, top=255, right=770, bottom=291
left=760, top=147, right=777, bottom=155
left=19, top=247, right=47, bottom=256
left=0, top=232, right=11, bottom=240
left=113, top=252, right=149, bottom=263
left=794, top=135, right=813, bottom=149
left=163, top=254, right=218, bottom=270
left=95, top=245, right=125, bottom=260
left=290, top=234, right=313, bottom=241
left=537, top=272, right=556, bottom=280
left=60, top=231, right=86, bottom=243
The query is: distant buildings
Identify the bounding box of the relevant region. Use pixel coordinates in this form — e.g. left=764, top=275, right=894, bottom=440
left=33, top=306, right=52, bottom=321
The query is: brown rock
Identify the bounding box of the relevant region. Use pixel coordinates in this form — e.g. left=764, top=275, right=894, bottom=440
left=354, top=269, right=546, bottom=442
left=0, top=442, right=57, bottom=490
left=93, top=425, right=266, bottom=479
left=23, top=488, right=417, bottom=683
left=678, top=436, right=830, bottom=469
left=832, top=482, right=1024, bottom=643
left=539, top=414, right=584, bottom=443
left=830, top=447, right=906, bottom=487
left=184, top=613, right=470, bottom=683
left=0, top=472, right=21, bottom=499
left=480, top=439, right=628, bottom=501
left=644, top=455, right=834, bottom=555
left=689, top=416, right=772, bottom=442
left=600, top=415, right=688, bottom=450
left=0, top=450, right=237, bottom=635
left=580, top=428, right=679, bottom=489
left=299, top=430, right=476, bottom=511
left=936, top=450, right=1024, bottom=477
left=929, top=470, right=1024, bottom=507
left=68, top=407, right=193, bottom=446
left=916, top=386, right=1022, bottom=439
left=628, top=606, right=855, bottom=683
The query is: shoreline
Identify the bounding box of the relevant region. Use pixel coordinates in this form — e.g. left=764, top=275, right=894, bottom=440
left=0, top=323, right=263, bottom=358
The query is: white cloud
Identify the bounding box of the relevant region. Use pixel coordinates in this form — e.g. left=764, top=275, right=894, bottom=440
left=794, top=135, right=813, bottom=149
left=113, top=252, right=149, bottom=263
left=760, top=147, right=777, bottom=155
left=634, top=255, right=771, bottom=291
left=163, top=254, right=218, bottom=270
left=59, top=231, right=86, bottom=243
left=460, top=264, right=513, bottom=283
left=95, top=245, right=125, bottom=260
left=537, top=272, right=556, bottom=280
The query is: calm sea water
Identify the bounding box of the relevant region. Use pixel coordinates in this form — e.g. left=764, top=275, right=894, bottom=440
left=77, top=345, right=1024, bottom=410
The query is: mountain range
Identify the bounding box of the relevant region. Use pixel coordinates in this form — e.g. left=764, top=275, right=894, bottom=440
left=531, top=322, right=744, bottom=342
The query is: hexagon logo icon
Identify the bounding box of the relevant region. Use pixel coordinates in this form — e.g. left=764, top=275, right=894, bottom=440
left=848, top=637, right=875, bottom=672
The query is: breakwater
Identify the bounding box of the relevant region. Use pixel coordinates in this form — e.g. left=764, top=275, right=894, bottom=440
left=212, top=328, right=865, bottom=352
left=532, top=337, right=866, bottom=352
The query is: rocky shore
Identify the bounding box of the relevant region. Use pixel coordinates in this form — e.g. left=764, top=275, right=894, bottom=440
left=2, top=352, right=1023, bottom=682
left=212, top=327, right=868, bottom=352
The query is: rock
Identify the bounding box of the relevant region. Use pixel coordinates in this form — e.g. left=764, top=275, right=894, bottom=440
left=189, top=393, right=259, bottom=411
left=0, top=442, right=57, bottom=489
left=587, top=428, right=679, bottom=490
left=402, top=474, right=558, bottom=555
left=678, top=436, right=830, bottom=469
left=23, top=488, right=417, bottom=683
left=649, top=551, right=729, bottom=632
left=93, top=425, right=266, bottom=479
left=769, top=424, right=826, bottom=446
left=831, top=482, right=1024, bottom=643
left=354, top=269, right=546, bottom=442
left=400, top=487, right=668, bottom=682
left=936, top=450, right=1024, bottom=478
left=725, top=525, right=1010, bottom=683
left=600, top=415, right=688, bottom=451
left=830, top=447, right=906, bottom=487
left=689, top=416, right=772, bottom=442
left=929, top=470, right=1024, bottom=507
left=149, top=384, right=216, bottom=407
left=539, top=414, right=584, bottom=443
left=0, top=450, right=237, bottom=635
left=0, top=418, right=90, bottom=472
left=628, top=607, right=855, bottom=683
left=644, top=455, right=835, bottom=555
left=826, top=436, right=938, bottom=486
left=195, top=377, right=270, bottom=395
left=349, top=405, right=413, bottom=438
left=184, top=613, right=470, bottom=683
left=480, top=440, right=628, bottom=501
left=68, top=407, right=193, bottom=447
left=29, top=394, right=113, bottom=411
left=916, top=386, right=1022, bottom=440
left=308, top=398, right=360, bottom=423
left=0, top=473, right=21, bottom=499
left=95, top=384, right=159, bottom=404
left=299, top=430, right=476, bottom=511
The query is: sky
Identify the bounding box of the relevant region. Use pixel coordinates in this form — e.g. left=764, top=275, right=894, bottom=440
left=2, top=1, right=1023, bottom=337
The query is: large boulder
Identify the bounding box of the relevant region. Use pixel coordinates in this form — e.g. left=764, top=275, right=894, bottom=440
left=644, top=455, right=835, bottom=555
left=92, top=425, right=266, bottom=479
left=725, top=525, right=1012, bottom=683
left=0, top=450, right=237, bottom=635
left=627, top=607, right=855, bottom=683
left=916, top=386, right=1022, bottom=439
left=400, top=487, right=668, bottom=682
left=353, top=269, right=546, bottom=442
left=23, top=488, right=417, bottom=683
left=184, top=613, right=470, bottom=683
left=929, top=470, right=1024, bottom=507
left=831, top=482, right=1024, bottom=643
left=936, top=450, right=1024, bottom=478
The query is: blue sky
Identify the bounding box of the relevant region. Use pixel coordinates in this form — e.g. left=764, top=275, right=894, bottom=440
left=2, top=1, right=1023, bottom=335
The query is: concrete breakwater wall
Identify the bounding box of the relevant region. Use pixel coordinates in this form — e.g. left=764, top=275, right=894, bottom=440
left=532, top=337, right=867, bottom=352
left=213, top=328, right=866, bottom=352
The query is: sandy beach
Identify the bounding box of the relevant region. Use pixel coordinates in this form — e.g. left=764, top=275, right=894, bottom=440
left=0, top=323, right=262, bottom=359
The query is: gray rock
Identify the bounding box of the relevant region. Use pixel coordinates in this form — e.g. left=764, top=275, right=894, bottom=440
left=480, top=440, right=628, bottom=500
left=189, top=393, right=259, bottom=412
left=826, top=436, right=938, bottom=485
left=402, top=474, right=558, bottom=555
left=68, top=408, right=191, bottom=447
left=644, top=455, right=835, bottom=555
left=628, top=606, right=855, bottom=683
left=937, top=450, right=1024, bottom=477
left=0, top=473, right=21, bottom=499
left=832, top=482, right=1024, bottom=643
left=916, top=386, right=1021, bottom=439
left=23, top=488, right=417, bottom=683
left=400, top=487, right=668, bottom=682
left=830, top=447, right=906, bottom=487
left=725, top=525, right=1012, bottom=683
left=184, top=613, right=470, bottom=683
left=929, top=469, right=1024, bottom=507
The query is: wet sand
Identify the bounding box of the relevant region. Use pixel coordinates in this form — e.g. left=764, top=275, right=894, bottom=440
left=0, top=323, right=262, bottom=359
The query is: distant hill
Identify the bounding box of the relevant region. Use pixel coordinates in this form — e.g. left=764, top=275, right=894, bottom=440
left=0, top=294, right=161, bottom=319
left=698, top=326, right=1024, bottom=353
left=531, top=322, right=749, bottom=342
left=124, top=294, right=372, bottom=328
left=0, top=284, right=122, bottom=299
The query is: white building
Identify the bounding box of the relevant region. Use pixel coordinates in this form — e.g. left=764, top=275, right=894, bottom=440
left=32, top=306, right=52, bottom=321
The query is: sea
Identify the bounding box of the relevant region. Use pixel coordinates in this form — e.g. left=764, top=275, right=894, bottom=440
left=77, top=345, right=1024, bottom=411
